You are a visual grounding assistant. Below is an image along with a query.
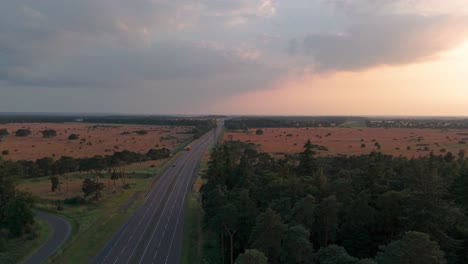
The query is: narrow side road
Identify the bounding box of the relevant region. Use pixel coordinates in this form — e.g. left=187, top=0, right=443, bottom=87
left=21, top=211, right=71, bottom=264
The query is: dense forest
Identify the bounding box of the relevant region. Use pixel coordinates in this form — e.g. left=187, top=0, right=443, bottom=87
left=201, top=140, right=468, bottom=264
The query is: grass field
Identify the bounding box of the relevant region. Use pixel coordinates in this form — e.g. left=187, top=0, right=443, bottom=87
left=0, top=219, right=50, bottom=264
left=19, top=158, right=167, bottom=201
left=43, top=173, right=155, bottom=263
left=0, top=123, right=192, bottom=161
left=15, top=155, right=176, bottom=263
left=225, top=127, right=468, bottom=158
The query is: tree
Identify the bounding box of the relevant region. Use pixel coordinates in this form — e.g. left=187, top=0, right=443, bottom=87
left=450, top=168, right=468, bottom=210
left=50, top=175, right=59, bottom=192
left=314, top=245, right=358, bottom=264
left=281, top=225, right=313, bottom=264
left=376, top=231, right=446, bottom=264
left=56, top=156, right=76, bottom=194
left=292, top=195, right=316, bottom=235
left=15, top=129, right=31, bottom=137
left=249, top=208, right=287, bottom=263
left=36, top=157, right=55, bottom=176
left=0, top=160, right=35, bottom=237
left=315, top=196, right=339, bottom=247
left=146, top=148, right=170, bottom=160
left=82, top=178, right=105, bottom=200
left=297, top=139, right=316, bottom=176
left=235, top=249, right=268, bottom=264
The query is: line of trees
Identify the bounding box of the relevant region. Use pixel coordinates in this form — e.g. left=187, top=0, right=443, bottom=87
left=225, top=117, right=347, bottom=130
left=201, top=140, right=468, bottom=264
left=2, top=148, right=170, bottom=180
left=366, top=119, right=468, bottom=129
left=0, top=158, right=35, bottom=242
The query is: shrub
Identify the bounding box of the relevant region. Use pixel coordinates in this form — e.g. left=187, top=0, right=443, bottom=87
left=0, top=128, right=8, bottom=137
left=15, top=129, right=31, bottom=137
left=64, top=196, right=88, bottom=205
left=1, top=150, right=8, bottom=155
left=255, top=129, right=264, bottom=135
left=41, top=129, right=57, bottom=138
left=68, top=134, right=79, bottom=140
left=135, top=130, right=148, bottom=135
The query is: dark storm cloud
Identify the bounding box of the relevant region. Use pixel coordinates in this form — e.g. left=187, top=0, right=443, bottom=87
left=1, top=40, right=269, bottom=88
left=300, top=14, right=468, bottom=72
left=0, top=0, right=279, bottom=92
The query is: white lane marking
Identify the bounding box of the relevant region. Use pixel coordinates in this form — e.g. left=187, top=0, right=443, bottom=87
left=103, top=131, right=216, bottom=263
left=156, top=139, right=212, bottom=263
left=102, top=154, right=191, bottom=263
left=137, top=161, right=190, bottom=264
left=149, top=139, right=212, bottom=262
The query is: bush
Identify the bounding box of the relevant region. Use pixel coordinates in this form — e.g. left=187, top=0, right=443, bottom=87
left=1, top=150, right=8, bottom=155
left=41, top=129, right=57, bottom=138
left=0, top=128, right=8, bottom=137
left=135, top=130, right=148, bottom=135
left=15, top=129, right=31, bottom=137
left=64, top=196, right=88, bottom=205
left=255, top=129, right=264, bottom=135
left=68, top=134, right=79, bottom=140
left=0, top=237, right=6, bottom=252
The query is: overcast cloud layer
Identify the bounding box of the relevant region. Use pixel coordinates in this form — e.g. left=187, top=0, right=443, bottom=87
left=1, top=0, right=467, bottom=113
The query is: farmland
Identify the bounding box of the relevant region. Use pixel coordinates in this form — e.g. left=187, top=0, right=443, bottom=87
left=0, top=123, right=193, bottom=161
left=224, top=127, right=468, bottom=158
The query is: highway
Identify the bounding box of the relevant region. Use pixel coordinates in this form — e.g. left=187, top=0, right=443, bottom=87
left=94, top=124, right=222, bottom=264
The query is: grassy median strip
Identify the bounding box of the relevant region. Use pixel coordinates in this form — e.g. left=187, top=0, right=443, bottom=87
left=180, top=143, right=213, bottom=264
left=0, top=218, right=50, bottom=264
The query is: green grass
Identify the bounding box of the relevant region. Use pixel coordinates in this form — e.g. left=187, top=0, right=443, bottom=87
left=180, top=142, right=214, bottom=264
left=0, top=218, right=50, bottom=264
left=16, top=152, right=188, bottom=263
left=46, top=176, right=153, bottom=263
left=181, top=192, right=203, bottom=264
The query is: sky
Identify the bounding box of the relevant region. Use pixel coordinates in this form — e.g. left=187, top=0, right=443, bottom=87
left=1, top=0, right=468, bottom=116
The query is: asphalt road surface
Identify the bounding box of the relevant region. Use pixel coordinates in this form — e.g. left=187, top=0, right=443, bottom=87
left=94, top=125, right=222, bottom=264
left=21, top=211, right=71, bottom=264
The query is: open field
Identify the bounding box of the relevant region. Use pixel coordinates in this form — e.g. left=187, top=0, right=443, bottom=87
left=17, top=153, right=177, bottom=263
left=224, top=127, right=468, bottom=158
left=0, top=122, right=192, bottom=161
